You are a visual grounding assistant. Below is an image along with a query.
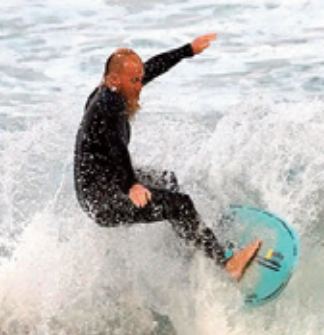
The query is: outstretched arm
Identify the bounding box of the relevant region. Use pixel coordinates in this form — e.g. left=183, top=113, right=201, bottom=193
left=142, top=33, right=217, bottom=85
left=142, top=43, right=193, bottom=85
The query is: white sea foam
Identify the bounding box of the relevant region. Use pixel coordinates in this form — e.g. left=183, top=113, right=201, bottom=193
left=0, top=0, right=324, bottom=334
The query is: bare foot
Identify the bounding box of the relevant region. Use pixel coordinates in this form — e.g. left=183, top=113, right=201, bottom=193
left=225, top=240, right=262, bottom=281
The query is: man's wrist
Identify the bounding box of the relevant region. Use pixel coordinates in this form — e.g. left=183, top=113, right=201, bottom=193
left=183, top=43, right=194, bottom=57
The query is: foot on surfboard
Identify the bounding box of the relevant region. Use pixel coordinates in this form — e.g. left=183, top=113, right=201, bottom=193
left=225, top=239, right=262, bottom=281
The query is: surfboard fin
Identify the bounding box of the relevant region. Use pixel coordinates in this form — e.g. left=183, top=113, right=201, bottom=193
left=225, top=240, right=262, bottom=281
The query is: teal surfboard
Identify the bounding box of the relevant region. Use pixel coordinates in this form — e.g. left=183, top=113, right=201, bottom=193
left=221, top=205, right=299, bottom=307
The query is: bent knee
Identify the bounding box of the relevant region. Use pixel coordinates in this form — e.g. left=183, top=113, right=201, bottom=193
left=163, top=171, right=179, bottom=192
left=174, top=193, right=194, bottom=209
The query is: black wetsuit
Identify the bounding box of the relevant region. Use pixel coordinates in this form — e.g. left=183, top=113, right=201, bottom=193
left=74, top=44, right=227, bottom=265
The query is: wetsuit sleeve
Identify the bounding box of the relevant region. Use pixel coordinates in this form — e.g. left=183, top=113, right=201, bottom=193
left=99, top=111, right=137, bottom=194
left=142, top=43, right=194, bottom=85
left=109, top=135, right=138, bottom=194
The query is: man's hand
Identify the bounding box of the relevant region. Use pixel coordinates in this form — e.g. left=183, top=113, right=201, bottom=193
left=129, top=183, right=152, bottom=208
left=191, top=33, right=217, bottom=55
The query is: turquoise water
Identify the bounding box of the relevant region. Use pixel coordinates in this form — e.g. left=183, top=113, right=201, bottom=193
left=0, top=0, right=324, bottom=334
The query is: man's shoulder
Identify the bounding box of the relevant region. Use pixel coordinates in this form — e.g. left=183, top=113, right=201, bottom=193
left=85, top=86, right=125, bottom=115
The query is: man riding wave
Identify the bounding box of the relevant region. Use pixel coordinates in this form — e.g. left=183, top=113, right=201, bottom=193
left=74, top=33, right=261, bottom=281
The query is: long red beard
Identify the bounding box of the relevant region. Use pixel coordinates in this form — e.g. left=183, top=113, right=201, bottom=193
left=126, top=99, right=140, bottom=118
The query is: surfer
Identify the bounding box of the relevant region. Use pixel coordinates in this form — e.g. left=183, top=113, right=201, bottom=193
left=74, top=33, right=261, bottom=280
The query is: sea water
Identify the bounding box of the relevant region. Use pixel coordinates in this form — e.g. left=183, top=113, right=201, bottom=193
left=0, top=0, right=323, bottom=334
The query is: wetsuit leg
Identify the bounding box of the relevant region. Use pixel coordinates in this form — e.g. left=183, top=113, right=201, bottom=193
left=135, top=168, right=179, bottom=192
left=93, top=187, right=226, bottom=266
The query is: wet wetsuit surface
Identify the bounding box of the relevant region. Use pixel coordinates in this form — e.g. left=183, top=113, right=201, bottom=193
left=74, top=44, right=226, bottom=265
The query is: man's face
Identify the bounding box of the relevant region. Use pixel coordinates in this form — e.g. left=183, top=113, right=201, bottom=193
left=118, top=56, right=144, bottom=114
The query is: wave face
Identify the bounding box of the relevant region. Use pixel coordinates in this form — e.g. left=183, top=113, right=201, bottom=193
left=0, top=1, right=323, bottom=334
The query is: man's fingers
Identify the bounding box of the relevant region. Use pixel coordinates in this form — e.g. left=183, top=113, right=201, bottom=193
left=137, top=193, right=145, bottom=207
left=141, top=190, right=151, bottom=207
left=135, top=190, right=151, bottom=207
left=193, top=32, right=217, bottom=45
left=202, top=41, right=210, bottom=48
left=191, top=32, right=217, bottom=55
left=133, top=196, right=140, bottom=207
left=141, top=192, right=147, bottom=207
left=201, top=37, right=215, bottom=45
left=131, top=192, right=141, bottom=207
left=129, top=184, right=152, bottom=207
left=146, top=189, right=152, bottom=201
left=201, top=33, right=217, bottom=41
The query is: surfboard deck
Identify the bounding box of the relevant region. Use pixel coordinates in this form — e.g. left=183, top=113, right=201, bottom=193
left=220, top=205, right=299, bottom=307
